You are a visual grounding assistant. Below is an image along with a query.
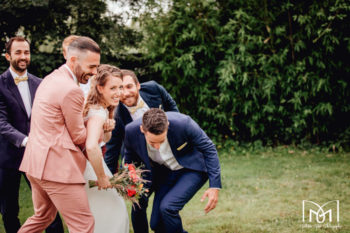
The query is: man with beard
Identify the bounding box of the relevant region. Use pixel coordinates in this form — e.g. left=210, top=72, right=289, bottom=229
left=105, top=69, right=179, bottom=174
left=18, top=36, right=109, bottom=233
left=0, top=36, right=64, bottom=233
left=62, top=35, right=90, bottom=98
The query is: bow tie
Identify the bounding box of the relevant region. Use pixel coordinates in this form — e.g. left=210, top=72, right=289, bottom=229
left=129, top=99, right=145, bottom=114
left=14, top=76, right=28, bottom=85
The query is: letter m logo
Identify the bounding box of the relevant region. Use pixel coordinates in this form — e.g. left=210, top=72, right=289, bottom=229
left=302, top=200, right=339, bottom=223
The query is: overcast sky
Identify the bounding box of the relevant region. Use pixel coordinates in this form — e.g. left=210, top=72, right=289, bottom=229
left=107, top=0, right=171, bottom=25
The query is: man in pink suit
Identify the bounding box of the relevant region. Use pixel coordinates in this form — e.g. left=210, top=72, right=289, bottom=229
left=18, top=36, right=111, bottom=233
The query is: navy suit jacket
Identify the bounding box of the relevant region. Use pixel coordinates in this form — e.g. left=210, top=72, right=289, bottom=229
left=124, top=112, right=222, bottom=189
left=0, top=69, right=41, bottom=169
left=105, top=80, right=179, bottom=173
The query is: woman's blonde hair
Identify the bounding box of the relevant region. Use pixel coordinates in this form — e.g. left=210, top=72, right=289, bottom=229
left=83, top=64, right=122, bottom=119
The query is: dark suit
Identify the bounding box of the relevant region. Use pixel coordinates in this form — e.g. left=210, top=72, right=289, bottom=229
left=124, top=112, right=221, bottom=233
left=105, top=80, right=179, bottom=173
left=0, top=69, right=63, bottom=233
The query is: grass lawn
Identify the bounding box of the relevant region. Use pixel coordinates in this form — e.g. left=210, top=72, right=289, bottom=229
left=1, top=146, right=349, bottom=232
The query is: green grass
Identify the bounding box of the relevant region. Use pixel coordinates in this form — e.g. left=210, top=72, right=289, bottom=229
left=1, top=146, right=349, bottom=232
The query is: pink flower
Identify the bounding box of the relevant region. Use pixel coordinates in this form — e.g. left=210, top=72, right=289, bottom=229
left=129, top=171, right=139, bottom=182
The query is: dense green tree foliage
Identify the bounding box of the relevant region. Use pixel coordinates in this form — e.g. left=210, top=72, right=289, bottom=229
left=1, top=0, right=349, bottom=146
left=0, top=0, right=141, bottom=77
left=139, top=0, right=350, bottom=146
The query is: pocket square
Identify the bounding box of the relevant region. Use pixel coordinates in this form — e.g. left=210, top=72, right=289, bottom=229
left=177, top=142, right=188, bottom=151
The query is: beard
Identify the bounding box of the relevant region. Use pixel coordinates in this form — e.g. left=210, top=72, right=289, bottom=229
left=122, top=91, right=139, bottom=107
left=11, top=58, right=30, bottom=73
left=74, top=64, right=93, bottom=84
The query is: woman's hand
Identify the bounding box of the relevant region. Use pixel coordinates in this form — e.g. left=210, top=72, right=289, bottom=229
left=103, top=119, right=115, bottom=132
left=96, top=175, right=112, bottom=190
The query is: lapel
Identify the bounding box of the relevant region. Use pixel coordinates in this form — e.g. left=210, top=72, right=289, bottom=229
left=137, top=131, right=152, bottom=169
left=118, top=104, right=133, bottom=125
left=27, top=74, right=38, bottom=106
left=5, top=70, right=28, bottom=117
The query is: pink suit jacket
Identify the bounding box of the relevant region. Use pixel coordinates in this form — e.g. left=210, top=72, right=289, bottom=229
left=20, top=65, right=87, bottom=184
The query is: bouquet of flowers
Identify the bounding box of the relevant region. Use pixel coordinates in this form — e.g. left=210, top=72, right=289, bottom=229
left=89, top=163, right=149, bottom=206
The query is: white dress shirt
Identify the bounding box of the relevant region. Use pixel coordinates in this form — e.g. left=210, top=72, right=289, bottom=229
left=126, top=96, right=150, bottom=121
left=10, top=68, right=31, bottom=117
left=146, top=138, right=183, bottom=171
left=9, top=68, right=31, bottom=147
left=80, top=79, right=91, bottom=99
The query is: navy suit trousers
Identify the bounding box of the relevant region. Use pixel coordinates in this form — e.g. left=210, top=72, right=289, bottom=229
left=132, top=164, right=208, bottom=233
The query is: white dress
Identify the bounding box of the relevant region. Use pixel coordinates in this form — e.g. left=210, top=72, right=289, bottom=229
left=84, top=106, right=129, bottom=233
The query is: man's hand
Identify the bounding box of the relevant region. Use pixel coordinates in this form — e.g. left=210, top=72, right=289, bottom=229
left=103, top=119, right=115, bottom=132
left=200, top=188, right=219, bottom=213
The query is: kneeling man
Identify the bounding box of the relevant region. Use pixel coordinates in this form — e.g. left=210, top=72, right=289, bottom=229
left=124, top=108, right=221, bottom=233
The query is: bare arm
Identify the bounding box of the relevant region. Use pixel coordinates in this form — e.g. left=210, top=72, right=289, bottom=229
left=102, top=118, right=115, bottom=142
left=85, top=115, right=111, bottom=189
left=103, top=131, right=112, bottom=143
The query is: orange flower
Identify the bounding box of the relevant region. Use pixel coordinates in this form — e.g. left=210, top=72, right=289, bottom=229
left=127, top=164, right=136, bottom=171
left=138, top=183, right=144, bottom=191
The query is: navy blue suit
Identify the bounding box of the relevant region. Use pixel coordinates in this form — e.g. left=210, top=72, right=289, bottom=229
left=124, top=112, right=221, bottom=233
left=0, top=69, right=63, bottom=233
left=105, top=81, right=179, bottom=173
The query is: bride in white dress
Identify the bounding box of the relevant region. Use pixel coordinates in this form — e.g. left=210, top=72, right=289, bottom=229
left=82, top=64, right=129, bottom=233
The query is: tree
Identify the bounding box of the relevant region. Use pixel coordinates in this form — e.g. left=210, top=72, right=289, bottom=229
left=138, top=0, right=350, bottom=146
left=0, top=0, right=141, bottom=77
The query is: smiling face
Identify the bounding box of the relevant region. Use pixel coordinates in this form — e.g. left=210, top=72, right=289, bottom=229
left=73, top=51, right=100, bottom=84
left=5, top=40, right=30, bottom=75
left=121, top=75, right=140, bottom=107
left=97, top=75, right=123, bottom=107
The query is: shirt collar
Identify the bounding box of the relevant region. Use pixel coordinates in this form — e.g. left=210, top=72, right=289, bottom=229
left=9, top=67, right=27, bottom=79
left=64, top=64, right=78, bottom=85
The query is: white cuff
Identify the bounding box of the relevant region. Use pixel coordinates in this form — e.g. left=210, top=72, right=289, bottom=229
left=21, top=137, right=28, bottom=147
